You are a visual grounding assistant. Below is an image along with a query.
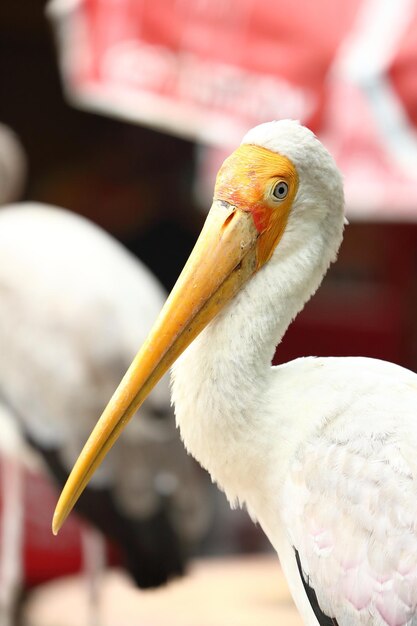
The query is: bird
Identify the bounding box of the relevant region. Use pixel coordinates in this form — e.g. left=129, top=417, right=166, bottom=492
left=0, top=202, right=209, bottom=601
left=53, top=119, right=417, bottom=626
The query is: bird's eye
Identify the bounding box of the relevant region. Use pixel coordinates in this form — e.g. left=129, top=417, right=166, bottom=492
left=272, top=181, right=289, bottom=201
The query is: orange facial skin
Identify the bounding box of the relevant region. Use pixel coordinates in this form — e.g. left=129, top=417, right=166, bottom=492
left=214, top=144, right=299, bottom=267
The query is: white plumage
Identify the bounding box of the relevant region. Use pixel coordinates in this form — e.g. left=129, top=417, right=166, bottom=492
left=0, top=203, right=167, bottom=455
left=54, top=120, right=417, bottom=626
left=0, top=203, right=208, bottom=591
left=280, top=360, right=417, bottom=626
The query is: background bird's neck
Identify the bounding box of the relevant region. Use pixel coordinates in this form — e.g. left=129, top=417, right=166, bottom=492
left=171, top=240, right=329, bottom=505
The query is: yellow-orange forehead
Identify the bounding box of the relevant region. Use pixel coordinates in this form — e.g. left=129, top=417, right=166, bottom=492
left=214, top=144, right=297, bottom=213
left=214, top=144, right=299, bottom=267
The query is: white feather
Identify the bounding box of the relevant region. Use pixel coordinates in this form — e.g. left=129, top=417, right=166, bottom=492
left=0, top=203, right=167, bottom=458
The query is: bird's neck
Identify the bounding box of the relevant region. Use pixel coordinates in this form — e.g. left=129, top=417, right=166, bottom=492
left=171, top=237, right=330, bottom=506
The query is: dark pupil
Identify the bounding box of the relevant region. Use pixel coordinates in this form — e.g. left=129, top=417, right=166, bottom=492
left=275, top=184, right=286, bottom=197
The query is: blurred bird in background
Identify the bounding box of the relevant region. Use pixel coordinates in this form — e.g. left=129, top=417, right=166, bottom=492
left=0, top=126, right=209, bottom=626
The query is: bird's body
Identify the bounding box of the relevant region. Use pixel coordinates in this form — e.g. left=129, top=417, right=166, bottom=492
left=279, top=358, right=417, bottom=626
left=0, top=203, right=166, bottom=454
left=175, top=337, right=417, bottom=626
left=54, top=120, right=417, bottom=626
left=0, top=203, right=207, bottom=589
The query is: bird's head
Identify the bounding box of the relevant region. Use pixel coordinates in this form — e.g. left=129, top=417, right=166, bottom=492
left=52, top=120, right=345, bottom=534
left=222, top=119, right=345, bottom=269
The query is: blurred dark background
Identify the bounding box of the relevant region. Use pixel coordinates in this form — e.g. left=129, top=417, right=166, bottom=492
left=0, top=0, right=201, bottom=291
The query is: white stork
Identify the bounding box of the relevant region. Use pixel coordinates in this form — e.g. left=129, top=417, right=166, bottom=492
left=0, top=203, right=209, bottom=600
left=53, top=120, right=417, bottom=626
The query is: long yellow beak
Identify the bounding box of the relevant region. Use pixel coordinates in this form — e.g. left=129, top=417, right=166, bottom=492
left=52, top=200, right=261, bottom=534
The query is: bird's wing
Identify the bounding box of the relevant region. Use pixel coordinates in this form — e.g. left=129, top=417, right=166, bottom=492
left=281, top=420, right=417, bottom=626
